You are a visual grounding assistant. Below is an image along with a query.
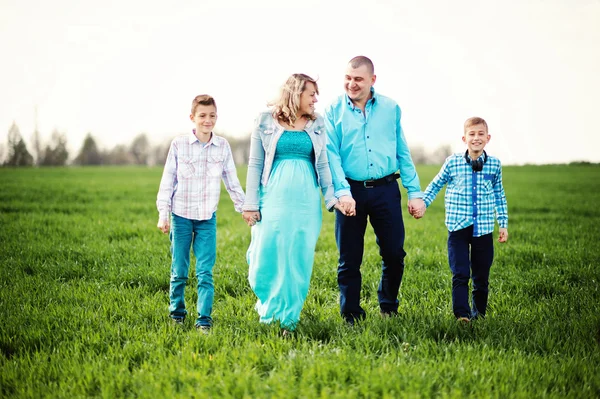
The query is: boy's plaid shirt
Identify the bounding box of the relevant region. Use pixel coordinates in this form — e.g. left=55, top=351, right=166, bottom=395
left=423, top=153, right=508, bottom=237
left=156, top=132, right=245, bottom=222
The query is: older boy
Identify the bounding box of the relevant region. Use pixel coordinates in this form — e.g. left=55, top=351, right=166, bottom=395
left=156, top=94, right=245, bottom=331
left=421, top=117, right=508, bottom=321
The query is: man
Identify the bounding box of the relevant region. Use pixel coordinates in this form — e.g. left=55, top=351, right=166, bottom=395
left=325, top=56, right=425, bottom=324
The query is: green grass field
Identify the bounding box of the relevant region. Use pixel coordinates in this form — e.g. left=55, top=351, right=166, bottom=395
left=1, top=164, right=599, bottom=398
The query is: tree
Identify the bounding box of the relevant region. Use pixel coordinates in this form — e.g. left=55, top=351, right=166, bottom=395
left=104, top=144, right=133, bottom=165
left=4, top=122, right=34, bottom=167
left=228, top=136, right=251, bottom=166
left=431, top=144, right=453, bottom=165
left=40, top=129, right=69, bottom=166
left=74, top=133, right=103, bottom=165
left=31, top=127, right=42, bottom=166
left=130, top=133, right=150, bottom=165
left=151, top=141, right=170, bottom=166
left=409, top=144, right=427, bottom=165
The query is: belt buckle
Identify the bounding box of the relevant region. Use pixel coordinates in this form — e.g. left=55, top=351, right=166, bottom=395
left=363, top=180, right=375, bottom=188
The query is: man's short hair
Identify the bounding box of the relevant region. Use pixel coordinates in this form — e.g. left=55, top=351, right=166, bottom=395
left=348, top=56, right=374, bottom=75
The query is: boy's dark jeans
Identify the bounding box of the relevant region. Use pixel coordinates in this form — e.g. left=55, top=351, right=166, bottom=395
left=447, top=226, right=494, bottom=319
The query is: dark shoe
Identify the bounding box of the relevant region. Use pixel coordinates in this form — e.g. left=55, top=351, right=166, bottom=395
left=172, top=317, right=185, bottom=326
left=380, top=310, right=399, bottom=318
left=342, top=310, right=366, bottom=326
left=344, top=314, right=364, bottom=326
left=281, top=329, right=293, bottom=338
left=470, top=312, right=484, bottom=321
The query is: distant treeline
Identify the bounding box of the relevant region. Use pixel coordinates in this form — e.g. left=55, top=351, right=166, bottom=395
left=1, top=121, right=454, bottom=167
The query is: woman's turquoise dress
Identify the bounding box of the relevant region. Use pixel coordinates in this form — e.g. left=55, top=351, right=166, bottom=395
left=247, top=130, right=322, bottom=330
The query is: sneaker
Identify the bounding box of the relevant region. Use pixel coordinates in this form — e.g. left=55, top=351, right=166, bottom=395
left=457, top=317, right=471, bottom=324
left=196, top=324, right=211, bottom=334
left=172, top=317, right=185, bottom=326
left=281, top=329, right=293, bottom=338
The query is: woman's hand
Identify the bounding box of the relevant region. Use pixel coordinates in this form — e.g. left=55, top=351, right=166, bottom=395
left=243, top=211, right=261, bottom=227
left=335, top=195, right=356, bottom=216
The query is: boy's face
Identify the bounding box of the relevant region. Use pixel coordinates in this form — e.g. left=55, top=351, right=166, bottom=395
left=344, top=64, right=376, bottom=104
left=463, top=123, right=490, bottom=153
left=190, top=104, right=217, bottom=135
left=298, top=82, right=318, bottom=117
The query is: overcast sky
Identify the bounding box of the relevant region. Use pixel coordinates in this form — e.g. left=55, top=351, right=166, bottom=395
left=1, top=0, right=599, bottom=165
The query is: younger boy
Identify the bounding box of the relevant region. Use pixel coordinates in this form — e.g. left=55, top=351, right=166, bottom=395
left=156, top=94, right=245, bottom=331
left=422, top=117, right=508, bottom=322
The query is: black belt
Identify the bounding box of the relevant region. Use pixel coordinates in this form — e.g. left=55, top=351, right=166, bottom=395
left=347, top=173, right=400, bottom=188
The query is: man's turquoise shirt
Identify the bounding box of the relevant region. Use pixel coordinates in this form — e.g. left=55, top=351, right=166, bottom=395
left=324, top=89, right=423, bottom=199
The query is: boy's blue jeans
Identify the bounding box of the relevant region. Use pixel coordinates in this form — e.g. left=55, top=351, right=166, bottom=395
left=447, top=226, right=494, bottom=319
left=169, top=213, right=216, bottom=327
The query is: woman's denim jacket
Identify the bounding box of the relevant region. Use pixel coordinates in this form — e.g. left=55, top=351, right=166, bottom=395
left=243, top=110, right=338, bottom=212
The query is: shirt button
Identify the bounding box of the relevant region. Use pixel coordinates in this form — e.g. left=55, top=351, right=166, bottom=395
left=369, top=149, right=372, bottom=152
left=367, top=136, right=370, bottom=139
left=473, top=186, right=476, bottom=189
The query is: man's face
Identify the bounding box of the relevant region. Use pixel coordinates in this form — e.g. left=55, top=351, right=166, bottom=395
left=463, top=123, right=490, bottom=154
left=190, top=104, right=217, bottom=135
left=344, top=64, right=376, bottom=104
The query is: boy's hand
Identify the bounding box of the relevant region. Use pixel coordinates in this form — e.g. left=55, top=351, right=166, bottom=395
left=408, top=198, right=426, bottom=219
left=498, top=228, right=508, bottom=243
left=243, top=211, right=261, bottom=227
left=157, top=219, right=170, bottom=234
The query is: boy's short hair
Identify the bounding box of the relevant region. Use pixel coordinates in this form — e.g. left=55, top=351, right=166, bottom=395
left=349, top=55, right=375, bottom=75
left=464, top=117, right=488, bottom=133
left=191, top=95, right=217, bottom=114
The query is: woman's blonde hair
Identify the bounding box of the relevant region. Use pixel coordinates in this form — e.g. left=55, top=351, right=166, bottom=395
left=270, top=73, right=319, bottom=126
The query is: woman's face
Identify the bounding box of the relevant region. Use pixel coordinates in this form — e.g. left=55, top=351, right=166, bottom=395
left=298, top=82, right=318, bottom=117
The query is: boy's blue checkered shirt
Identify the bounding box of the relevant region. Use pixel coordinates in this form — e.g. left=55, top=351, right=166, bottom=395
left=423, top=153, right=508, bottom=237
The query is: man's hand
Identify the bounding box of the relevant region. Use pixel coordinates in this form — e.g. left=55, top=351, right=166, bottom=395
left=157, top=219, right=170, bottom=234
left=408, top=198, right=426, bottom=219
left=337, top=195, right=356, bottom=216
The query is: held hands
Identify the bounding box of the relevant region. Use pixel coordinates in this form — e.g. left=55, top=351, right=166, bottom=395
left=335, top=195, right=356, bottom=216
left=243, top=211, right=261, bottom=227
left=498, top=228, right=508, bottom=243
left=408, top=198, right=426, bottom=219
left=157, top=219, right=170, bottom=234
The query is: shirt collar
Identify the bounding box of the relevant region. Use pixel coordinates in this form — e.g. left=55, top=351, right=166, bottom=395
left=190, top=130, right=220, bottom=146
left=345, top=87, right=377, bottom=110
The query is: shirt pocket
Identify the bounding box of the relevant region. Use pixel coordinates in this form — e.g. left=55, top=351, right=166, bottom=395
left=482, top=174, right=494, bottom=194
left=207, top=156, right=224, bottom=178
left=178, top=156, right=196, bottom=179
